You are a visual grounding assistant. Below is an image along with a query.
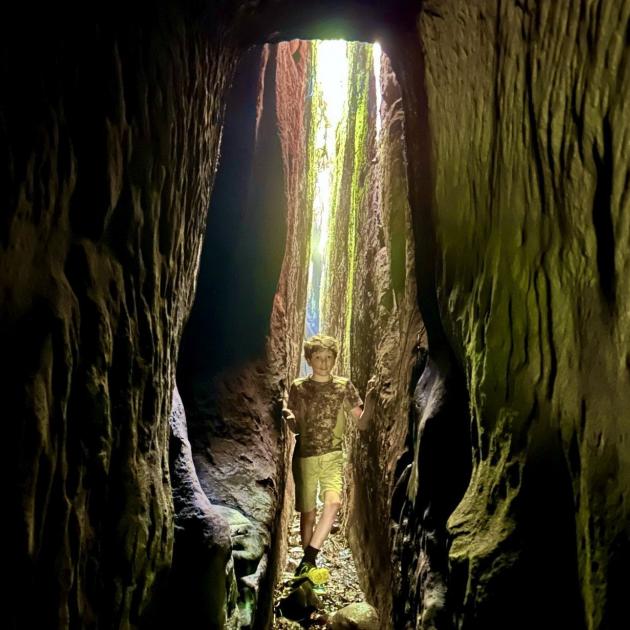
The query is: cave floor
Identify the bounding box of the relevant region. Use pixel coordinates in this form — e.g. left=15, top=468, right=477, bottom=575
left=272, top=508, right=366, bottom=628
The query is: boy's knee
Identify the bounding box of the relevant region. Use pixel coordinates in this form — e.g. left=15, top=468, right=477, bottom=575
left=323, top=491, right=342, bottom=509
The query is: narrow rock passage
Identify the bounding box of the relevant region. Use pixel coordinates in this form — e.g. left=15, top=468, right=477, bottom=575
left=272, top=508, right=368, bottom=628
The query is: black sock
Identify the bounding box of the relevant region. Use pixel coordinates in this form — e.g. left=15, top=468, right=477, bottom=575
left=303, top=545, right=319, bottom=565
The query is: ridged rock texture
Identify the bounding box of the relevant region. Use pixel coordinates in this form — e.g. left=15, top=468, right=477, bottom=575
left=2, top=6, right=234, bottom=628
left=314, top=43, right=424, bottom=625
left=416, top=2, right=630, bottom=628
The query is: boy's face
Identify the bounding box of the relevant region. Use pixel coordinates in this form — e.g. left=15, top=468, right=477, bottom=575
left=307, top=348, right=336, bottom=378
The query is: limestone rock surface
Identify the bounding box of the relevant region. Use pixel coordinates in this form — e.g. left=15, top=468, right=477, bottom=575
left=414, top=1, right=630, bottom=628
left=176, top=40, right=313, bottom=629
left=2, top=6, right=234, bottom=627
left=168, top=387, right=240, bottom=629
left=317, top=45, right=424, bottom=627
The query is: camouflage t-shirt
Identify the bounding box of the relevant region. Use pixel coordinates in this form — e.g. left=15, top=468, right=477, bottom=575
left=288, top=375, right=363, bottom=457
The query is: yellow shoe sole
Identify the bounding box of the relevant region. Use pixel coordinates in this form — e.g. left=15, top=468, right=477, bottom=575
left=305, top=567, right=330, bottom=585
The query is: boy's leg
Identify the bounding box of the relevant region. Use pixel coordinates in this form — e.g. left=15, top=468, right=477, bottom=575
left=308, top=451, right=344, bottom=550
left=309, top=490, right=341, bottom=549
left=300, top=510, right=316, bottom=549
left=295, top=494, right=337, bottom=588
left=293, top=454, right=318, bottom=549
left=295, top=455, right=330, bottom=583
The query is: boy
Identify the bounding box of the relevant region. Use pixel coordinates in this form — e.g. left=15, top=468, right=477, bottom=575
left=283, top=334, right=376, bottom=580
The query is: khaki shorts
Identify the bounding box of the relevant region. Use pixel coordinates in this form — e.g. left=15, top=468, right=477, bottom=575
left=293, top=450, right=344, bottom=513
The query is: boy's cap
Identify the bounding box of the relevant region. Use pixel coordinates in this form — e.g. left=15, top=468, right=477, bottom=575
left=304, top=334, right=339, bottom=359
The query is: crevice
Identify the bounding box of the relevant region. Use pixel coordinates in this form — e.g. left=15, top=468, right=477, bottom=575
left=591, top=113, right=616, bottom=308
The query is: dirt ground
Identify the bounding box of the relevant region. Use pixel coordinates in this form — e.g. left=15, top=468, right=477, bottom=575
left=272, top=508, right=366, bottom=628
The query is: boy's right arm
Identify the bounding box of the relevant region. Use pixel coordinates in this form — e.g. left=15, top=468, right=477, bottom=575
left=282, top=407, right=298, bottom=432
left=283, top=382, right=300, bottom=433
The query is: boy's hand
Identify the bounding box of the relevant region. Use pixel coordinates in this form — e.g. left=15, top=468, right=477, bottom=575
left=355, top=376, right=378, bottom=432
left=365, top=376, right=378, bottom=403
left=282, top=407, right=297, bottom=432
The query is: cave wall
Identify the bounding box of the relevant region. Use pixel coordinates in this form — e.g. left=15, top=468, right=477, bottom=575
left=320, top=43, right=373, bottom=370
left=383, top=27, right=475, bottom=629
left=1, top=6, right=236, bottom=627
left=167, top=387, right=240, bottom=629
left=345, top=51, right=424, bottom=628
left=317, top=44, right=424, bottom=626
left=415, top=1, right=630, bottom=628
left=176, top=40, right=313, bottom=628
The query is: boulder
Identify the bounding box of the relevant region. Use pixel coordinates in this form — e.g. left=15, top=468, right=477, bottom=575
left=330, top=602, right=380, bottom=630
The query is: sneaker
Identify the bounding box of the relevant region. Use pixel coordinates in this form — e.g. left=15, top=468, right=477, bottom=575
left=294, top=559, right=314, bottom=577
left=294, top=561, right=330, bottom=586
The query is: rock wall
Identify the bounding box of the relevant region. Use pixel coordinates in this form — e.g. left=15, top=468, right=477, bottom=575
left=176, top=40, right=313, bottom=629
left=347, top=52, right=426, bottom=627
left=383, top=28, right=475, bottom=629
left=167, top=387, right=240, bottom=629
left=320, top=43, right=372, bottom=369
left=317, top=44, right=424, bottom=627
left=414, top=1, right=630, bottom=628
left=2, top=6, right=235, bottom=627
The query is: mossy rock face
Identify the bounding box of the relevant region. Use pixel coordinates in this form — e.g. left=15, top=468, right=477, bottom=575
left=417, top=1, right=630, bottom=628
left=314, top=40, right=426, bottom=628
